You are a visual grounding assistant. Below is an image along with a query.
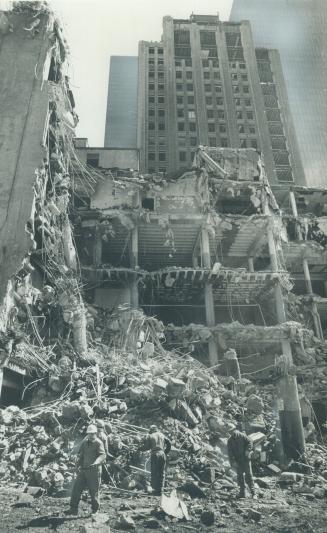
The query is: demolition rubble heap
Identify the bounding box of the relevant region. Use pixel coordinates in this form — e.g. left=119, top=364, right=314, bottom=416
left=0, top=2, right=327, bottom=527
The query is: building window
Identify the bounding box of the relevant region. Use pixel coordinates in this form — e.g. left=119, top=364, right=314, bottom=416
left=215, top=85, right=222, bottom=93
left=148, top=152, right=155, bottom=161
left=216, top=97, right=223, bottom=106
left=148, top=122, right=155, bottom=130
left=158, top=109, right=165, bottom=117
left=209, top=137, right=216, bottom=147
left=148, top=59, right=155, bottom=65
left=249, top=126, right=256, bottom=134
left=158, top=96, right=165, bottom=103
left=221, top=138, right=228, bottom=147
left=149, top=71, right=155, bottom=78
left=158, top=59, right=164, bottom=65
left=242, top=74, right=248, bottom=81
left=245, top=99, right=251, bottom=107
left=158, top=122, right=165, bottom=130
left=148, top=83, right=155, bottom=90
left=213, top=71, right=220, bottom=79
left=176, top=71, right=182, bottom=79
left=148, top=96, right=155, bottom=104
left=186, top=71, right=193, bottom=79
left=212, top=59, right=219, bottom=68
left=158, top=72, right=164, bottom=79
left=237, top=111, right=243, bottom=119
left=159, top=152, right=166, bottom=161
left=232, top=73, right=238, bottom=80
left=86, top=153, right=99, bottom=167
left=247, top=111, right=254, bottom=120
left=202, top=59, right=209, bottom=67
left=188, top=96, right=194, bottom=104
left=177, top=96, right=183, bottom=104
left=239, top=63, right=246, bottom=69
left=177, top=109, right=184, bottom=117
left=251, top=139, right=258, bottom=149
left=179, top=151, right=187, bottom=161
left=158, top=48, right=164, bottom=54
left=187, top=83, right=194, bottom=91
left=158, top=84, right=164, bottom=91
left=148, top=109, right=155, bottom=117
left=218, top=110, right=225, bottom=119
left=208, top=123, right=215, bottom=132
left=149, top=48, right=155, bottom=54
left=205, top=84, right=212, bottom=93
left=240, top=139, right=247, bottom=148
left=185, top=58, right=192, bottom=66
left=239, top=125, right=245, bottom=133
left=243, top=86, right=249, bottom=93
left=186, top=110, right=195, bottom=120
left=207, top=109, right=214, bottom=118
left=175, top=60, right=182, bottom=67
left=219, top=124, right=226, bottom=133
left=204, top=71, right=210, bottom=79
left=176, top=83, right=183, bottom=91
left=206, top=96, right=213, bottom=105
left=233, top=85, right=240, bottom=93
left=190, top=137, right=197, bottom=146
left=178, top=122, right=185, bottom=131
left=189, top=122, right=196, bottom=131
left=235, top=98, right=241, bottom=106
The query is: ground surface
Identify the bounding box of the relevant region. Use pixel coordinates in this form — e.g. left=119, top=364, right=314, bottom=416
left=0, top=483, right=326, bottom=533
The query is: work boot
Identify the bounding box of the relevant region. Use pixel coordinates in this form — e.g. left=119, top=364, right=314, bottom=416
left=64, top=508, right=78, bottom=516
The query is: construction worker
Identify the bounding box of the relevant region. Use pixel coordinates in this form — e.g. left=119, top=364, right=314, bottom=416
left=141, top=425, right=171, bottom=495
left=227, top=421, right=255, bottom=498
left=96, top=420, right=109, bottom=455
left=65, top=424, right=106, bottom=515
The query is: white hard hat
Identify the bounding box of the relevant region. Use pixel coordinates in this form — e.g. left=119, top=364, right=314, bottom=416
left=86, top=424, right=97, bottom=434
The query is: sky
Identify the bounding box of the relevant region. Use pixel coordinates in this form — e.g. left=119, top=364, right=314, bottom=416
left=45, top=0, right=233, bottom=146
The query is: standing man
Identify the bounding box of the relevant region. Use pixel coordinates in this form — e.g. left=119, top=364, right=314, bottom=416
left=227, top=421, right=255, bottom=498
left=141, top=425, right=171, bottom=496
left=66, top=424, right=106, bottom=515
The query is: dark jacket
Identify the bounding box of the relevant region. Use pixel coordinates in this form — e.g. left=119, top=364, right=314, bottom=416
left=227, top=430, right=252, bottom=465
left=142, top=431, right=171, bottom=454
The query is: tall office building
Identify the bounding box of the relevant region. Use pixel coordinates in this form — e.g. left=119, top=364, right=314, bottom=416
left=104, top=56, right=138, bottom=148
left=230, top=0, right=327, bottom=187
left=137, top=14, right=305, bottom=185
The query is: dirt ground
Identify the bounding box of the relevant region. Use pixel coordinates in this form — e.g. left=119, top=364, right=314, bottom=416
left=1, top=483, right=326, bottom=533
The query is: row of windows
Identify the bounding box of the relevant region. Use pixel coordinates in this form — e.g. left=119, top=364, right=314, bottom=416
left=148, top=83, right=164, bottom=91
left=148, top=152, right=166, bottom=161
left=148, top=47, right=164, bottom=55
left=148, top=58, right=164, bottom=66
left=233, top=84, right=250, bottom=94
left=174, top=58, right=192, bottom=67
left=230, top=62, right=247, bottom=70
left=235, top=98, right=252, bottom=107
left=175, top=70, right=193, bottom=80
left=148, top=96, right=165, bottom=104
left=148, top=109, right=165, bottom=118
left=149, top=71, right=164, bottom=79
left=237, top=110, right=254, bottom=120
left=231, top=73, right=248, bottom=82
left=148, top=122, right=165, bottom=130
left=176, top=83, right=194, bottom=91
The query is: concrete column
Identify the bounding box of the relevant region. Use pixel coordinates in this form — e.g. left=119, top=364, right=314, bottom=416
left=94, top=230, right=102, bottom=267
left=272, top=264, right=305, bottom=460
left=303, top=258, right=323, bottom=340
left=201, top=227, right=218, bottom=365
left=248, top=257, right=254, bottom=272
left=289, top=190, right=302, bottom=241
left=130, top=225, right=139, bottom=309
left=267, top=225, right=279, bottom=272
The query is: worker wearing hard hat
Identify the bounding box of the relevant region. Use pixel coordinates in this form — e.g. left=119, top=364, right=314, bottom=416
left=65, top=424, right=106, bottom=515
left=141, top=425, right=171, bottom=495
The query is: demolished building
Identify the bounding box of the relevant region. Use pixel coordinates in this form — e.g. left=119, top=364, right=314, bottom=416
left=0, top=2, right=327, bottom=512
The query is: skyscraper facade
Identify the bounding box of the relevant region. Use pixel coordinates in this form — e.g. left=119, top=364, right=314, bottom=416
left=104, top=56, right=138, bottom=148
left=230, top=0, right=327, bottom=187
left=137, top=14, right=305, bottom=185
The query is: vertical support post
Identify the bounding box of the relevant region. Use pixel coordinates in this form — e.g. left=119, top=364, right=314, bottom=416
left=94, top=228, right=102, bottom=267
left=248, top=257, right=254, bottom=272
left=201, top=228, right=219, bottom=365
left=268, top=227, right=305, bottom=460
left=289, top=190, right=302, bottom=241
left=0, top=368, right=3, bottom=404
left=130, top=225, right=139, bottom=309
left=303, top=258, right=323, bottom=340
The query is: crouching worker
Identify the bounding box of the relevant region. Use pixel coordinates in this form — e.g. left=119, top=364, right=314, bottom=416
left=65, top=424, right=106, bottom=515
left=227, top=421, right=255, bottom=498
left=141, top=425, right=171, bottom=495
